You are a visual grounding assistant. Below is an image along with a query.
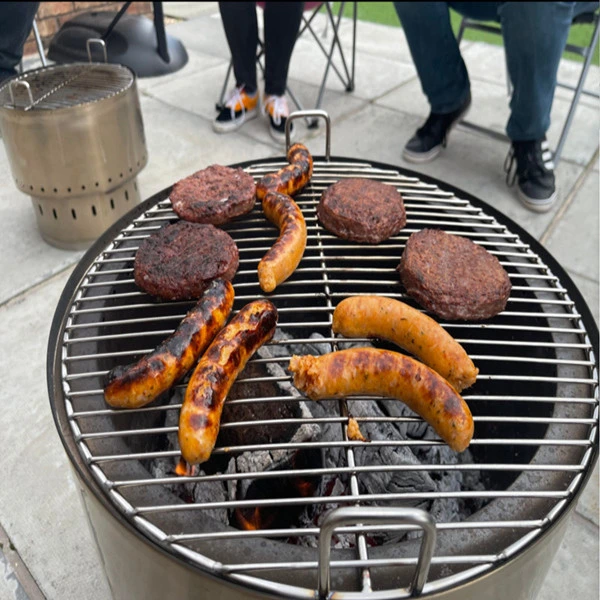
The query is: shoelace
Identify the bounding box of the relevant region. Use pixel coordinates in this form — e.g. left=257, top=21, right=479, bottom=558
left=504, top=140, right=553, bottom=187
left=224, top=86, right=250, bottom=118
left=263, top=95, right=288, bottom=126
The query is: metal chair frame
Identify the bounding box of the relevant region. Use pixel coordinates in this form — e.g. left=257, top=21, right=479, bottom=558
left=216, top=1, right=357, bottom=128
left=456, top=10, right=600, bottom=165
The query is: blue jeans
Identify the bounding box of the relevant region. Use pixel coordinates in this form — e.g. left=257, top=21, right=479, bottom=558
left=393, top=1, right=598, bottom=141
left=0, top=2, right=39, bottom=82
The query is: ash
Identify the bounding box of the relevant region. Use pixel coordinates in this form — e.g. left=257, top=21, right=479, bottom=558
left=148, top=330, right=484, bottom=545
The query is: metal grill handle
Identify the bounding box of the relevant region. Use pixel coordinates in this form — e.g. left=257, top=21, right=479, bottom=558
left=317, top=506, right=436, bottom=599
left=286, top=110, right=331, bottom=161
left=86, top=38, right=108, bottom=63
left=9, top=80, right=34, bottom=110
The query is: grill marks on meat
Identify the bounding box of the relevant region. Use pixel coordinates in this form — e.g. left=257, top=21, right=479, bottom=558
left=255, top=143, right=313, bottom=292
left=289, top=348, right=474, bottom=452
left=258, top=191, right=307, bottom=293
left=179, top=300, right=278, bottom=465
left=104, top=279, right=234, bottom=409
left=134, top=221, right=239, bottom=301
left=171, top=164, right=256, bottom=225
left=317, top=178, right=406, bottom=244
left=398, top=229, right=511, bottom=321
left=256, top=144, right=313, bottom=200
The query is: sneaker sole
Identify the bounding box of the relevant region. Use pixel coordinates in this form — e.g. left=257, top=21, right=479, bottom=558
left=402, top=104, right=471, bottom=164
left=517, top=187, right=558, bottom=213
left=212, top=109, right=257, bottom=133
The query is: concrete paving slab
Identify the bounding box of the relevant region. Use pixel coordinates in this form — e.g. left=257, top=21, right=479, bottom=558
left=537, top=512, right=599, bottom=600
left=0, top=154, right=84, bottom=305
left=136, top=94, right=278, bottom=200
left=163, top=1, right=218, bottom=21
left=376, top=74, right=599, bottom=168
left=159, top=11, right=229, bottom=60
left=461, top=41, right=600, bottom=109
left=544, top=169, right=599, bottom=281
left=136, top=50, right=226, bottom=93
left=0, top=269, right=111, bottom=600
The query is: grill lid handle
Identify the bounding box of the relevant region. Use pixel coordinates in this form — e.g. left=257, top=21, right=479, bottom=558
left=86, top=38, right=108, bottom=63
left=8, top=80, right=34, bottom=110
left=317, top=506, right=436, bottom=599
left=286, top=110, right=331, bottom=161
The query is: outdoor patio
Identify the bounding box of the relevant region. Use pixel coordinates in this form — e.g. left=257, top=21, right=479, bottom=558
left=0, top=3, right=597, bottom=598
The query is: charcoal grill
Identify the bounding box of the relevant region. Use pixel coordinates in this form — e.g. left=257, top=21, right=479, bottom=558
left=48, top=113, right=598, bottom=600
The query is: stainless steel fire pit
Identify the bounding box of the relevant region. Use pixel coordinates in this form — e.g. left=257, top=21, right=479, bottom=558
left=47, top=119, right=598, bottom=600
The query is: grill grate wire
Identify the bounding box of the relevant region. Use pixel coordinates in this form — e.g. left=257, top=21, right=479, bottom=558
left=57, top=158, right=598, bottom=598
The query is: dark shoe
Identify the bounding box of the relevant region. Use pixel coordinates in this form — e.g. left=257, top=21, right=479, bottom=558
left=504, top=138, right=556, bottom=213
left=402, top=93, right=471, bottom=163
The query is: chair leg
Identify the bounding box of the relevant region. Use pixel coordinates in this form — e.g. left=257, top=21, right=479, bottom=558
left=553, top=15, right=600, bottom=165
left=32, top=19, right=47, bottom=67
left=216, top=60, right=234, bottom=111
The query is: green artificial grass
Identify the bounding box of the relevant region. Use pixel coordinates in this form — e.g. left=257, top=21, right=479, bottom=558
left=329, top=2, right=599, bottom=65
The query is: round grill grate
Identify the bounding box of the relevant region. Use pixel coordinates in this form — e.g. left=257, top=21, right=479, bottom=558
left=0, top=63, right=134, bottom=111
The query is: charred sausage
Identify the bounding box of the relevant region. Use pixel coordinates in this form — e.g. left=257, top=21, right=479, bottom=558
left=179, top=299, right=278, bottom=465
left=288, top=348, right=474, bottom=452
left=258, top=191, right=307, bottom=293
left=104, top=279, right=235, bottom=409
left=256, top=143, right=313, bottom=200
left=332, top=295, right=478, bottom=392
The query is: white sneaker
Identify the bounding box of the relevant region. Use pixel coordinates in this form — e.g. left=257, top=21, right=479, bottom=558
left=213, top=86, right=258, bottom=133
left=262, top=94, right=295, bottom=145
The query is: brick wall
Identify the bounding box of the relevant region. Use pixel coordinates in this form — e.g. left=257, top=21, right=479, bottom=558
left=24, top=1, right=153, bottom=57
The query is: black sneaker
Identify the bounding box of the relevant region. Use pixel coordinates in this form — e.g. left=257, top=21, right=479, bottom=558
left=402, top=93, right=471, bottom=163
left=504, top=138, right=556, bottom=212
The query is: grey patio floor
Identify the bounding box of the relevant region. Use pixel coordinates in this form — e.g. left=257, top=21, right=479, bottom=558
left=0, top=3, right=597, bottom=599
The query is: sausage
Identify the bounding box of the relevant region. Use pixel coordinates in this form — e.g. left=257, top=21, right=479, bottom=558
left=256, top=143, right=313, bottom=200
left=104, top=278, right=234, bottom=409
left=179, top=299, right=278, bottom=465
left=332, top=295, right=478, bottom=392
left=288, top=348, right=474, bottom=452
left=258, top=191, right=307, bottom=293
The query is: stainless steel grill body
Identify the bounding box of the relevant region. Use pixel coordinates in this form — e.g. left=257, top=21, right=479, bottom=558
left=48, top=155, right=598, bottom=600
left=0, top=63, right=147, bottom=249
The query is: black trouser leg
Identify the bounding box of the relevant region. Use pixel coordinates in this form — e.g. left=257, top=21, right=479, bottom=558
left=263, top=2, right=304, bottom=96
left=0, top=2, right=40, bottom=81
left=219, top=2, right=259, bottom=94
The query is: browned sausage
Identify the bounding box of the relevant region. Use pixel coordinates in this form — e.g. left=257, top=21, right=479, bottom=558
left=179, top=299, right=278, bottom=464
left=104, top=279, right=234, bottom=409
left=258, top=190, right=307, bottom=293
left=288, top=348, right=474, bottom=452
left=332, top=295, right=478, bottom=392
left=256, top=143, right=313, bottom=200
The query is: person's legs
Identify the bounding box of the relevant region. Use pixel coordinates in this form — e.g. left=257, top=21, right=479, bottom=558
left=262, top=2, right=304, bottom=96
left=500, top=1, right=576, bottom=141
left=262, top=2, right=304, bottom=144
left=214, top=2, right=260, bottom=133
left=219, top=1, right=259, bottom=93
left=394, top=1, right=471, bottom=114
left=0, top=2, right=39, bottom=83
left=394, top=2, right=477, bottom=162
left=499, top=2, right=580, bottom=211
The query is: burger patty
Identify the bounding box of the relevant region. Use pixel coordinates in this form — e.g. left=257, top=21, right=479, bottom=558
left=170, top=164, right=256, bottom=225
left=317, top=178, right=406, bottom=244
left=134, top=221, right=239, bottom=300
left=398, top=228, right=511, bottom=321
